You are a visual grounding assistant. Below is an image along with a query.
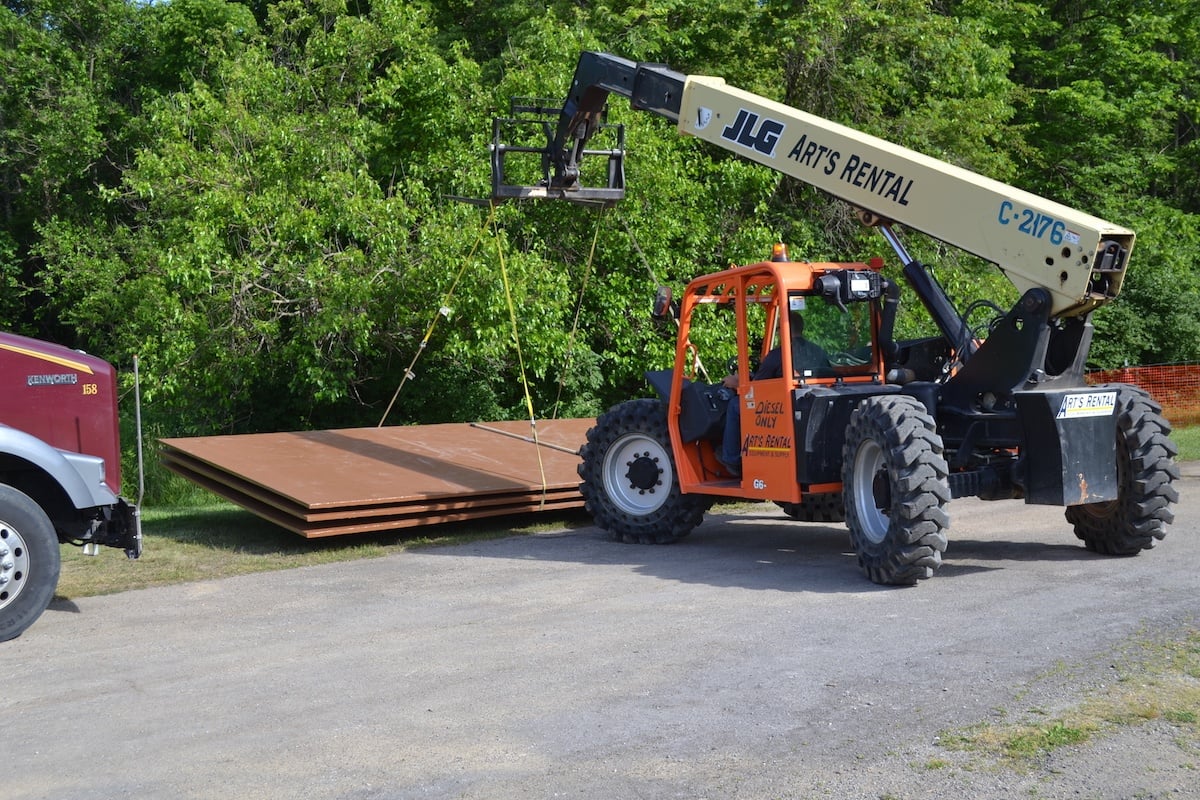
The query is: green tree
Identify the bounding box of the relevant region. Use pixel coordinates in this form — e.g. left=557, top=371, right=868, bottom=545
left=141, top=0, right=259, bottom=94
left=9, top=0, right=1200, bottom=445
left=0, top=0, right=133, bottom=332
left=999, top=0, right=1200, bottom=366
left=36, top=0, right=475, bottom=432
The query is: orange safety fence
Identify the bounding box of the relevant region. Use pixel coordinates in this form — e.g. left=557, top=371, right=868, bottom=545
left=1085, top=363, right=1200, bottom=428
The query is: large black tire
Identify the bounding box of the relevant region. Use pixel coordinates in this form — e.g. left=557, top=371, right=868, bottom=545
left=1065, top=385, right=1179, bottom=555
left=842, top=395, right=950, bottom=585
left=578, top=398, right=712, bottom=544
left=0, top=484, right=61, bottom=642
left=776, top=493, right=846, bottom=523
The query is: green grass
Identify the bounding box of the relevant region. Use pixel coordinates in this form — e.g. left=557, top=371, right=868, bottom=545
left=1172, top=424, right=1200, bottom=461
left=942, top=629, right=1200, bottom=768
left=1002, top=721, right=1095, bottom=759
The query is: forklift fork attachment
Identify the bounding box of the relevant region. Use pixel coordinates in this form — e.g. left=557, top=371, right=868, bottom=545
left=490, top=97, right=626, bottom=207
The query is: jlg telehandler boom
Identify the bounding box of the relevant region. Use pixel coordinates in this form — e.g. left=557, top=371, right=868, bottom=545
left=492, top=52, right=1177, bottom=584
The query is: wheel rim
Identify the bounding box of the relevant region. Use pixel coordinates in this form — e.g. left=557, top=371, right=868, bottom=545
left=0, top=520, right=31, bottom=611
left=601, top=431, right=673, bottom=516
left=852, top=440, right=890, bottom=544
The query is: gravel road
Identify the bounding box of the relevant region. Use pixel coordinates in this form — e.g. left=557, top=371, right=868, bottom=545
left=4, top=468, right=1197, bottom=800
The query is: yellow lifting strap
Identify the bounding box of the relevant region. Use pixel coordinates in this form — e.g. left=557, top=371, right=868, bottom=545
left=376, top=203, right=498, bottom=428
left=490, top=204, right=549, bottom=507
left=379, top=201, right=608, bottom=508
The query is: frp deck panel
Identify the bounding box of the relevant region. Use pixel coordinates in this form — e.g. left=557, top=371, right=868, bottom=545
left=159, top=419, right=593, bottom=537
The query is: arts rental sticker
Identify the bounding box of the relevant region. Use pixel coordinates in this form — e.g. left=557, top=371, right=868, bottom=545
left=1056, top=391, right=1117, bottom=419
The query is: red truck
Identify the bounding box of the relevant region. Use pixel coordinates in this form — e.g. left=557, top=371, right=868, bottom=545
left=0, top=332, right=141, bottom=641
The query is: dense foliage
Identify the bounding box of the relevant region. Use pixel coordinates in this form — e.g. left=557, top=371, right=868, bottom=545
left=3, top=0, right=1199, bottom=438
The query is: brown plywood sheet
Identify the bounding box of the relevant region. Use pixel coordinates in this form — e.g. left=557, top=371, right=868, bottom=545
left=159, top=419, right=593, bottom=538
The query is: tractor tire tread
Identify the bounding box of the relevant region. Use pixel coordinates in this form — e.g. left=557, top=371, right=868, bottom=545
left=1065, top=385, right=1178, bottom=555
left=843, top=394, right=950, bottom=585
left=578, top=398, right=711, bottom=545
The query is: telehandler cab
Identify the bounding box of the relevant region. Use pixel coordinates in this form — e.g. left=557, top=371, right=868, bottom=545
left=492, top=52, right=1178, bottom=584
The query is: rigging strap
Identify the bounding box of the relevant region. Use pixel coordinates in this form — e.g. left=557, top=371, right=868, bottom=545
left=377, top=203, right=498, bottom=427
left=491, top=204, right=549, bottom=506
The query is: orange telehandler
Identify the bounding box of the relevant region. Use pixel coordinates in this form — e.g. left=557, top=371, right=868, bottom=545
left=491, top=52, right=1178, bottom=584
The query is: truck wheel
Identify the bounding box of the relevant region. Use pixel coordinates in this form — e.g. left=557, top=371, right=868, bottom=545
left=776, top=493, right=846, bottom=523
left=578, top=398, right=712, bottom=544
left=842, top=395, right=950, bottom=585
left=1065, top=385, right=1179, bottom=555
left=0, top=485, right=61, bottom=642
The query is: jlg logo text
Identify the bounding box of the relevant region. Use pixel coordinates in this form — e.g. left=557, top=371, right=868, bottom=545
left=721, top=109, right=785, bottom=157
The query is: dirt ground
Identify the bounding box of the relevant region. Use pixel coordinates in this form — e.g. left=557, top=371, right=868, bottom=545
left=3, top=469, right=1198, bottom=800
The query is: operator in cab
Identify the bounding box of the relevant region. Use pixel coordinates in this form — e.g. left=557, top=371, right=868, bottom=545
left=716, top=305, right=829, bottom=477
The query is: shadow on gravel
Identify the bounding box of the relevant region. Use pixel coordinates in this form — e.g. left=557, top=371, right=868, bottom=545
left=46, top=598, right=82, bottom=614
left=944, top=537, right=1102, bottom=564
left=416, top=508, right=875, bottom=594
left=416, top=504, right=1109, bottom=595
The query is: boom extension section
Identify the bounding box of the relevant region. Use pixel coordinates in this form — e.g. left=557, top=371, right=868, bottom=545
left=495, top=51, right=1134, bottom=319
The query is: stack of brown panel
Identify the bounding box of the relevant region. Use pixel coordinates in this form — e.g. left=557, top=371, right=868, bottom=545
left=159, top=419, right=593, bottom=538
